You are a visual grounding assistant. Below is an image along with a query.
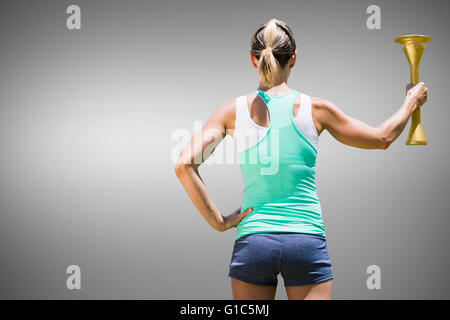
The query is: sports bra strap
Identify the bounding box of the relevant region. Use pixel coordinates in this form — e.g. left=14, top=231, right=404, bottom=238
left=252, top=89, right=299, bottom=128
left=253, top=89, right=271, bottom=105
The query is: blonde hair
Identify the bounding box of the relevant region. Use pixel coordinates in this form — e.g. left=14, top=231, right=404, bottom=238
left=250, top=18, right=296, bottom=87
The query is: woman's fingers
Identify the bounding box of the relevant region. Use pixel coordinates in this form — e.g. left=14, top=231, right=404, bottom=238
left=406, top=82, right=429, bottom=108
left=239, top=207, right=253, bottom=217
left=225, top=208, right=253, bottom=230
left=234, top=208, right=253, bottom=224
left=406, top=83, right=415, bottom=94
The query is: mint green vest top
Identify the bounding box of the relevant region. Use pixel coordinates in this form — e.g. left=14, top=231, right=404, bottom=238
left=235, top=89, right=325, bottom=240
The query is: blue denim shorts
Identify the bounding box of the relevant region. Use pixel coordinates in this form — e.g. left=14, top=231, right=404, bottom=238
left=228, top=232, right=333, bottom=286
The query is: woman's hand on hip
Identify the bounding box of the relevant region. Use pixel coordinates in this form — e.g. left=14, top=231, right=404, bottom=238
left=217, top=207, right=253, bottom=232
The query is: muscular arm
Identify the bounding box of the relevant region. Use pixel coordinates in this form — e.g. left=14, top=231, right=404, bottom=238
left=174, top=98, right=252, bottom=232
left=313, top=83, right=428, bottom=149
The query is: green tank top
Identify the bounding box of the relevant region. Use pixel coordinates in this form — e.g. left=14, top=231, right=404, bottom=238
left=235, top=89, right=325, bottom=240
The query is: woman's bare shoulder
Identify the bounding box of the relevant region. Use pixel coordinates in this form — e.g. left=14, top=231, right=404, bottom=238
left=210, top=93, right=260, bottom=132
left=309, top=96, right=340, bottom=134
left=207, top=97, right=239, bottom=132
left=310, top=96, right=334, bottom=110
left=310, top=96, right=343, bottom=118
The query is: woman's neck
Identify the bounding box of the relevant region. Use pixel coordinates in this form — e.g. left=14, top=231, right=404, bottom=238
left=258, top=81, right=291, bottom=94
left=257, top=66, right=291, bottom=93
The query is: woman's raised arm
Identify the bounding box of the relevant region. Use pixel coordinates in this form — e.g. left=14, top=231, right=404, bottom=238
left=313, top=82, right=428, bottom=149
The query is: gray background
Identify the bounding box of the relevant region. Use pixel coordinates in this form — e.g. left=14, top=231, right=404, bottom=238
left=0, top=0, right=448, bottom=299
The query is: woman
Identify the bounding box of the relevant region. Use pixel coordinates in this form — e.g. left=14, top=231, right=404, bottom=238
left=174, top=18, right=428, bottom=300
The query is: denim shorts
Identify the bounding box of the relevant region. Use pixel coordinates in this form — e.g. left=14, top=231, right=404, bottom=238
left=228, top=232, right=333, bottom=286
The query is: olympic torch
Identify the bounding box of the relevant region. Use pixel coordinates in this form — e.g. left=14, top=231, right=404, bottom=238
left=395, top=34, right=432, bottom=145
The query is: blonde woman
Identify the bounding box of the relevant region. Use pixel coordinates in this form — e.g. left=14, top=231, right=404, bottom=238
left=175, top=18, right=428, bottom=300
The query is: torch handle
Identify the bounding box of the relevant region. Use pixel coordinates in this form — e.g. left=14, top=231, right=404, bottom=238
left=409, top=63, right=422, bottom=133
left=410, top=64, right=420, bottom=84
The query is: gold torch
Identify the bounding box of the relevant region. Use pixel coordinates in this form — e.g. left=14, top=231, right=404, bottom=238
left=395, top=35, right=432, bottom=145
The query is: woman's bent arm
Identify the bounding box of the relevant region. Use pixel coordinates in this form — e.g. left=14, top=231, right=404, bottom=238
left=174, top=98, right=252, bottom=232
left=313, top=83, right=428, bottom=149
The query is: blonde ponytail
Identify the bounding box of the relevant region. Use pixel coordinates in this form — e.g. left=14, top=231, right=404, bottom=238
left=250, top=18, right=296, bottom=88
left=258, top=47, right=278, bottom=87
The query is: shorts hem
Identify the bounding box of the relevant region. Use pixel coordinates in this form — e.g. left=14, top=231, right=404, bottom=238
left=284, top=275, right=333, bottom=287
left=228, top=273, right=278, bottom=286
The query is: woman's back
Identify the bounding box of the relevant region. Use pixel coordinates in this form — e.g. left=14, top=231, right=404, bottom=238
left=234, top=89, right=319, bottom=153
left=234, top=89, right=325, bottom=241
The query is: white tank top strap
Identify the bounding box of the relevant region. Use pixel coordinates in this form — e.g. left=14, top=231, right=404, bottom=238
left=294, top=93, right=319, bottom=149
left=234, top=95, right=267, bottom=154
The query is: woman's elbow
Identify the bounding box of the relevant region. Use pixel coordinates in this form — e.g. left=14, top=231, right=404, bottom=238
left=378, top=133, right=393, bottom=150
left=174, top=158, right=197, bottom=178
left=379, top=140, right=391, bottom=150
left=174, top=161, right=188, bottom=178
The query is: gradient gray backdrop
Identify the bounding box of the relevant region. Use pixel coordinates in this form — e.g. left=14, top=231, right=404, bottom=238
left=0, top=0, right=449, bottom=299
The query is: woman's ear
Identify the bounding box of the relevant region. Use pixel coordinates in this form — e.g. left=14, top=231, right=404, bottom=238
left=250, top=50, right=258, bottom=69
left=290, top=49, right=297, bottom=68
